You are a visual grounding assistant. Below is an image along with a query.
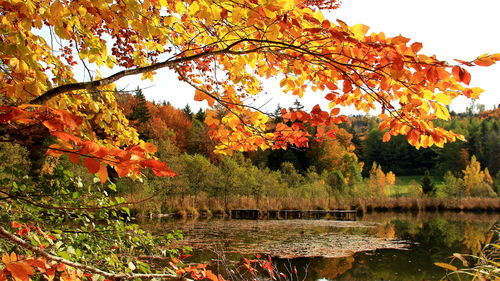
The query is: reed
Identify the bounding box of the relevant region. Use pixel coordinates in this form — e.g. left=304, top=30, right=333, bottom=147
left=125, top=193, right=500, bottom=216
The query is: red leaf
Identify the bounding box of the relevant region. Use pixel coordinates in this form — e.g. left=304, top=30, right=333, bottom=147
left=11, top=222, right=22, bottom=228
left=83, top=158, right=100, bottom=174
left=69, top=154, right=80, bottom=165
left=18, top=227, right=30, bottom=236
left=325, top=93, right=336, bottom=101
left=51, top=131, right=81, bottom=143
left=452, top=66, right=471, bottom=85
left=43, top=119, right=64, bottom=131
left=342, top=79, right=352, bottom=93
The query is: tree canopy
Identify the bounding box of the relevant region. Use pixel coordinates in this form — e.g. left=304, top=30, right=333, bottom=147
left=1, top=0, right=499, bottom=182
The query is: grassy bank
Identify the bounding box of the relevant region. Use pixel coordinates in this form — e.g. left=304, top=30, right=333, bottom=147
left=125, top=193, right=500, bottom=219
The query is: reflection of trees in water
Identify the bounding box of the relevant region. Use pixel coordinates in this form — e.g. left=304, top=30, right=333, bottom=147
left=463, top=222, right=495, bottom=255
left=365, top=213, right=498, bottom=256
left=376, top=223, right=395, bottom=239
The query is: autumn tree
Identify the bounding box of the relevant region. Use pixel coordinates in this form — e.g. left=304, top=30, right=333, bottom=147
left=462, top=156, right=496, bottom=197
left=3, top=0, right=498, bottom=180
left=1, top=0, right=500, bottom=279
left=308, top=126, right=363, bottom=184
left=368, top=162, right=388, bottom=196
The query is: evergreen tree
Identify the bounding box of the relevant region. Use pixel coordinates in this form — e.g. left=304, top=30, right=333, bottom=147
left=127, top=88, right=150, bottom=123
left=195, top=109, right=206, bottom=122
left=421, top=170, right=436, bottom=195
left=183, top=104, right=193, bottom=118
left=293, top=99, right=305, bottom=111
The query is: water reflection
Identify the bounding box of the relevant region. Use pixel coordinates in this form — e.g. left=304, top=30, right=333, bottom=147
left=147, top=212, right=498, bottom=281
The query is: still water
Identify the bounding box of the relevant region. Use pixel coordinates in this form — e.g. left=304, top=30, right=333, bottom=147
left=152, top=212, right=499, bottom=281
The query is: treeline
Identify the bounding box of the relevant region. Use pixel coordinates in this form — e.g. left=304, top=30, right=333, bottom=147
left=121, top=90, right=500, bottom=177
left=110, top=91, right=500, bottom=212
left=1, top=91, right=499, bottom=214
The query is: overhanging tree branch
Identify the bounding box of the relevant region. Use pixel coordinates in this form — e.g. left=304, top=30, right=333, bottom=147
left=0, top=226, right=180, bottom=280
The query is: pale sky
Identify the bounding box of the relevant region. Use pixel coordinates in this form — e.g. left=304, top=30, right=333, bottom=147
left=115, top=0, right=500, bottom=113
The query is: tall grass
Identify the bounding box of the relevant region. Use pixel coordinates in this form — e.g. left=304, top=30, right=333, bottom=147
left=124, top=191, right=500, bottom=218
left=437, top=224, right=499, bottom=280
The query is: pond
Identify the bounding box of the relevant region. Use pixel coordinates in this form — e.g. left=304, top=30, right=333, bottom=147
left=148, top=212, right=499, bottom=280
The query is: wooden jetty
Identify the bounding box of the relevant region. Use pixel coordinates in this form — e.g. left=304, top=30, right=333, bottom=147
left=230, top=209, right=262, bottom=219
left=230, top=209, right=357, bottom=220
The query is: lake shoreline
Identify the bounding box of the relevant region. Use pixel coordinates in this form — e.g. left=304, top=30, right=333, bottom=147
left=136, top=196, right=500, bottom=219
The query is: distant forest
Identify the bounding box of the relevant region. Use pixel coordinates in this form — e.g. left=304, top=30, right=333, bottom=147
left=119, top=90, right=500, bottom=178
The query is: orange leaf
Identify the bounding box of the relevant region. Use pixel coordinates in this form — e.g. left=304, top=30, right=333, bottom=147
left=6, top=262, right=34, bottom=281
left=382, top=132, right=391, bottom=142
left=342, top=79, right=352, bottom=93
left=140, top=142, right=157, bottom=153
left=410, top=42, right=423, bottom=53
left=330, top=108, right=340, bottom=115
left=43, top=119, right=64, bottom=131
left=26, top=259, right=47, bottom=271
left=11, top=222, right=23, bottom=228
left=2, top=253, right=10, bottom=265
left=452, top=66, right=471, bottom=85
left=83, top=158, right=100, bottom=174
left=51, top=131, right=81, bottom=143
left=194, top=90, right=215, bottom=106
left=434, top=262, right=457, bottom=271
left=98, top=164, right=108, bottom=184
left=56, top=263, right=66, bottom=272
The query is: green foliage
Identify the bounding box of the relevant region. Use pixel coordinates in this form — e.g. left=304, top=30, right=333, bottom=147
left=421, top=171, right=436, bottom=195
left=0, top=142, right=30, bottom=183
left=0, top=165, right=186, bottom=274
left=441, top=171, right=465, bottom=197
left=280, top=162, right=305, bottom=189
left=494, top=171, right=500, bottom=196
left=361, top=129, right=436, bottom=176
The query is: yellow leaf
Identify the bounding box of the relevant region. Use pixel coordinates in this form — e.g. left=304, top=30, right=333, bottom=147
left=434, top=93, right=452, bottom=105
left=422, top=90, right=433, bottom=100
left=470, top=87, right=484, bottom=99
left=188, top=1, right=200, bottom=15
left=350, top=24, right=369, bottom=40
left=434, top=262, right=457, bottom=271
left=435, top=104, right=450, bottom=120
left=175, top=1, right=186, bottom=13
left=232, top=7, right=244, bottom=23
left=420, top=100, right=430, bottom=114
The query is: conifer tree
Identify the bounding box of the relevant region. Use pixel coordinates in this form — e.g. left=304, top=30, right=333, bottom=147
left=128, top=88, right=151, bottom=123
